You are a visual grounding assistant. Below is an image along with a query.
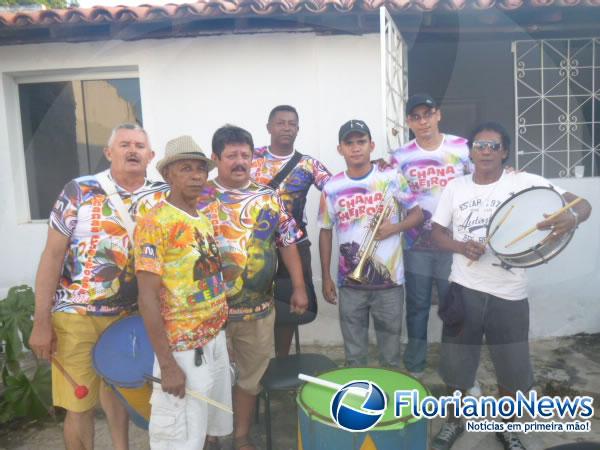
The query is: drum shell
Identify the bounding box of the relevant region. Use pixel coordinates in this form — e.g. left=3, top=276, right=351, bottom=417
left=111, top=384, right=152, bottom=430
left=297, top=368, right=428, bottom=450
left=491, top=232, right=572, bottom=268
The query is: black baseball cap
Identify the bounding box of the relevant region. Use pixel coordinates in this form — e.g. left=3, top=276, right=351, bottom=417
left=338, top=120, right=371, bottom=143
left=405, top=94, right=437, bottom=115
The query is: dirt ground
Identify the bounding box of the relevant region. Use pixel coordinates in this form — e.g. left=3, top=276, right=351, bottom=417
left=1, top=334, right=600, bottom=450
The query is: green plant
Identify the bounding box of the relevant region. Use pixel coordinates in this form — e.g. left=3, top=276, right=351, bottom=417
left=0, top=285, right=52, bottom=423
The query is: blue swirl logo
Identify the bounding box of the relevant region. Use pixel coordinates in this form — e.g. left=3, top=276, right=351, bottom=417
left=330, top=380, right=387, bottom=432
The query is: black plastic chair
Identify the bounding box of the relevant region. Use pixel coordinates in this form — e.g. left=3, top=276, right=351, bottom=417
left=258, top=325, right=337, bottom=450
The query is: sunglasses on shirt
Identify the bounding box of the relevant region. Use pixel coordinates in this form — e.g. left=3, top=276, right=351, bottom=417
left=472, top=140, right=502, bottom=152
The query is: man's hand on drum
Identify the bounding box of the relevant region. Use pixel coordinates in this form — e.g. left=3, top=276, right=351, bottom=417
left=461, top=240, right=486, bottom=261
left=537, top=210, right=577, bottom=239
left=322, top=276, right=338, bottom=305
left=160, top=362, right=187, bottom=398
left=29, top=317, right=57, bottom=361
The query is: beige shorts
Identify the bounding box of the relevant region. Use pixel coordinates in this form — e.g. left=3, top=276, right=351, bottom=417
left=51, top=312, right=122, bottom=412
left=226, top=310, right=275, bottom=395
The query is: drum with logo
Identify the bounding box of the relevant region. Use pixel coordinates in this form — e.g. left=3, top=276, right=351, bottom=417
left=92, top=315, right=154, bottom=429
left=297, top=368, right=428, bottom=450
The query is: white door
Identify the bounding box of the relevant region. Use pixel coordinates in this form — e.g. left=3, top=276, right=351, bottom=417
left=380, top=6, right=408, bottom=156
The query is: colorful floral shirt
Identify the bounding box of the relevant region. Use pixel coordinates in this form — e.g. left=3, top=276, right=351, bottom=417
left=134, top=201, right=228, bottom=351
left=49, top=170, right=168, bottom=315
left=197, top=180, right=302, bottom=321
left=391, top=134, right=471, bottom=251
left=251, top=146, right=331, bottom=235
left=318, top=165, right=418, bottom=289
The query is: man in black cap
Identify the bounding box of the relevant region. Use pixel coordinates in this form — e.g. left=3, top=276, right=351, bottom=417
left=391, top=94, right=471, bottom=376
left=318, top=119, right=423, bottom=368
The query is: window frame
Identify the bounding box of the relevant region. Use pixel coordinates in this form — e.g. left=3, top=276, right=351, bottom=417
left=6, top=67, right=140, bottom=224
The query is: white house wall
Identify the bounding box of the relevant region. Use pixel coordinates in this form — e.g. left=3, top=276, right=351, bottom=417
left=0, top=32, right=598, bottom=346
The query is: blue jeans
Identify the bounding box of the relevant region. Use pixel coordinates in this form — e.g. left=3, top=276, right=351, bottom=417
left=339, top=286, right=404, bottom=368
left=403, top=250, right=452, bottom=372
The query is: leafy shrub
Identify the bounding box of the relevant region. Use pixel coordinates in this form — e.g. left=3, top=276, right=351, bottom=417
left=0, top=285, right=52, bottom=423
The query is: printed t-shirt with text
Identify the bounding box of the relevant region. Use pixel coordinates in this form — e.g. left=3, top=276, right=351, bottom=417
left=318, top=165, right=418, bottom=289
left=134, top=201, right=227, bottom=351
left=197, top=180, right=302, bottom=321
left=391, top=134, right=471, bottom=250
left=49, top=170, right=168, bottom=315
left=251, top=146, right=331, bottom=235
left=432, top=171, right=566, bottom=300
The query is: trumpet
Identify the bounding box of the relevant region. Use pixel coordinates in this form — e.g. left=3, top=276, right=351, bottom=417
left=346, top=195, right=396, bottom=284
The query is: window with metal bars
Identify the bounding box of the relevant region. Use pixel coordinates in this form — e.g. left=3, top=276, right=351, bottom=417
left=513, top=38, right=600, bottom=179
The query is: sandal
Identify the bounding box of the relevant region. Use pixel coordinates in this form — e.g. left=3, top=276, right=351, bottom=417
left=232, top=436, right=257, bottom=450
left=204, top=438, right=221, bottom=450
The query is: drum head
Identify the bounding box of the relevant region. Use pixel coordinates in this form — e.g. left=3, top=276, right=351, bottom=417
left=487, top=186, right=573, bottom=268
left=297, top=368, right=428, bottom=430
left=92, top=315, right=154, bottom=388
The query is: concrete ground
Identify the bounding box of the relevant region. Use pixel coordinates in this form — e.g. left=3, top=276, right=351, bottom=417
left=1, top=334, right=599, bottom=450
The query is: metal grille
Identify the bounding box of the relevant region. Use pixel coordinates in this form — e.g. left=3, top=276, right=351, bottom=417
left=380, top=6, right=408, bottom=153
left=513, top=38, right=600, bottom=178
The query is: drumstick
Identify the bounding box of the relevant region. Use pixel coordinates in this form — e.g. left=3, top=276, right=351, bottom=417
left=145, top=375, right=233, bottom=414
left=52, top=358, right=89, bottom=399
left=298, top=374, right=367, bottom=399
left=467, top=204, right=515, bottom=267
left=504, top=197, right=582, bottom=248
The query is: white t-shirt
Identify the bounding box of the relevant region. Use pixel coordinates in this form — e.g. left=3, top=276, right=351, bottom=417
left=432, top=172, right=565, bottom=300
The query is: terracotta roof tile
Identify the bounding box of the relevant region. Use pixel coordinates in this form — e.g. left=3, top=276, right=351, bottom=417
left=0, top=0, right=596, bottom=30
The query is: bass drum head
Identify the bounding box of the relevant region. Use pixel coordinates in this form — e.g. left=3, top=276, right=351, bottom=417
left=488, top=186, right=574, bottom=268
left=92, top=315, right=154, bottom=388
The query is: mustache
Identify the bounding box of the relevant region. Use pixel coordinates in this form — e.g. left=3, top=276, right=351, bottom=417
left=232, top=165, right=247, bottom=172
left=125, top=153, right=140, bottom=162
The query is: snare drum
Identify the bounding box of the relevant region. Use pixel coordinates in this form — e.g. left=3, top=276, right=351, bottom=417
left=297, top=368, right=428, bottom=450
left=487, top=186, right=574, bottom=269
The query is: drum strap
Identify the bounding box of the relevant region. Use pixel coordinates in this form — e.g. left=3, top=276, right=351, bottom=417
left=268, top=151, right=303, bottom=190
left=96, top=171, right=136, bottom=241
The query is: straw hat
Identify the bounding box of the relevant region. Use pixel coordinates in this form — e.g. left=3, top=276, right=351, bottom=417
left=156, top=135, right=215, bottom=177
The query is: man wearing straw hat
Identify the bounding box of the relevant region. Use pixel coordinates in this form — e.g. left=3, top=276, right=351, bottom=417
left=29, top=123, right=167, bottom=450
left=198, top=124, right=308, bottom=450
left=135, top=135, right=232, bottom=450
left=430, top=122, right=591, bottom=450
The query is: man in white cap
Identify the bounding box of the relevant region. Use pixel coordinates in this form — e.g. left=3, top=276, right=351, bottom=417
left=135, top=135, right=232, bottom=450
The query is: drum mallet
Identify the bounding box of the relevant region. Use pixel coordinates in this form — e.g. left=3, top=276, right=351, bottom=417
left=145, top=375, right=233, bottom=414
left=298, top=374, right=368, bottom=399
left=52, top=358, right=89, bottom=399
left=467, top=204, right=515, bottom=267
left=504, top=197, right=582, bottom=248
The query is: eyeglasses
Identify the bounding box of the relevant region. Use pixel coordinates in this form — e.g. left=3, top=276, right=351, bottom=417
left=472, top=140, right=502, bottom=152
left=408, top=109, right=436, bottom=122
